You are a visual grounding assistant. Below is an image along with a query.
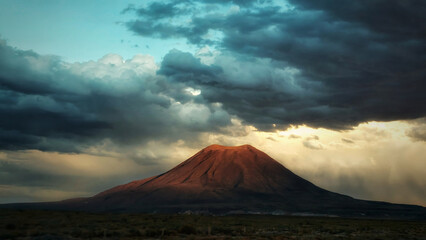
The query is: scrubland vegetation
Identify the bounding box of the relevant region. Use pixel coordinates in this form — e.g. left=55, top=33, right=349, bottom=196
left=1, top=209, right=425, bottom=239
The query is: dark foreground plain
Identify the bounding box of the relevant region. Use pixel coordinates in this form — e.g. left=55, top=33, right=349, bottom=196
left=1, top=210, right=425, bottom=240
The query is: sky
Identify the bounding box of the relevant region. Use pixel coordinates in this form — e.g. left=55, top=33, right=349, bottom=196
left=0, top=0, right=425, bottom=206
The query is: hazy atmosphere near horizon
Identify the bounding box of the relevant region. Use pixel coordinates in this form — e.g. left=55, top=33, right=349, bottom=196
left=0, top=0, right=425, bottom=207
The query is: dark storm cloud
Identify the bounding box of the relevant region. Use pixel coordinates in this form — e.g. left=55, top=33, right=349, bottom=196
left=158, top=49, right=222, bottom=85
left=288, top=0, right=426, bottom=39
left=158, top=49, right=351, bottom=131
left=136, top=2, right=189, bottom=19
left=127, top=0, right=426, bottom=131
left=124, top=1, right=193, bottom=39
left=201, top=0, right=261, bottom=7
left=0, top=40, right=232, bottom=152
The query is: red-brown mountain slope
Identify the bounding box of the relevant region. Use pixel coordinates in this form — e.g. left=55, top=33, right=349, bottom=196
left=80, top=144, right=346, bottom=211
left=98, top=144, right=313, bottom=196
left=6, top=144, right=425, bottom=218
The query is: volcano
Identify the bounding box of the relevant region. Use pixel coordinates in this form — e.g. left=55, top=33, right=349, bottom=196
left=91, top=144, right=338, bottom=210
left=4, top=145, right=426, bottom=219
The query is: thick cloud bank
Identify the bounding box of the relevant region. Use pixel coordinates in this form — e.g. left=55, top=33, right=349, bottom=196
left=126, top=0, right=426, bottom=130
left=0, top=40, right=231, bottom=152
left=1, top=0, right=425, bottom=151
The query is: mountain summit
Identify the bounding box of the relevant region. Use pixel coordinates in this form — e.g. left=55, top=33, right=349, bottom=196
left=4, top=145, right=425, bottom=219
